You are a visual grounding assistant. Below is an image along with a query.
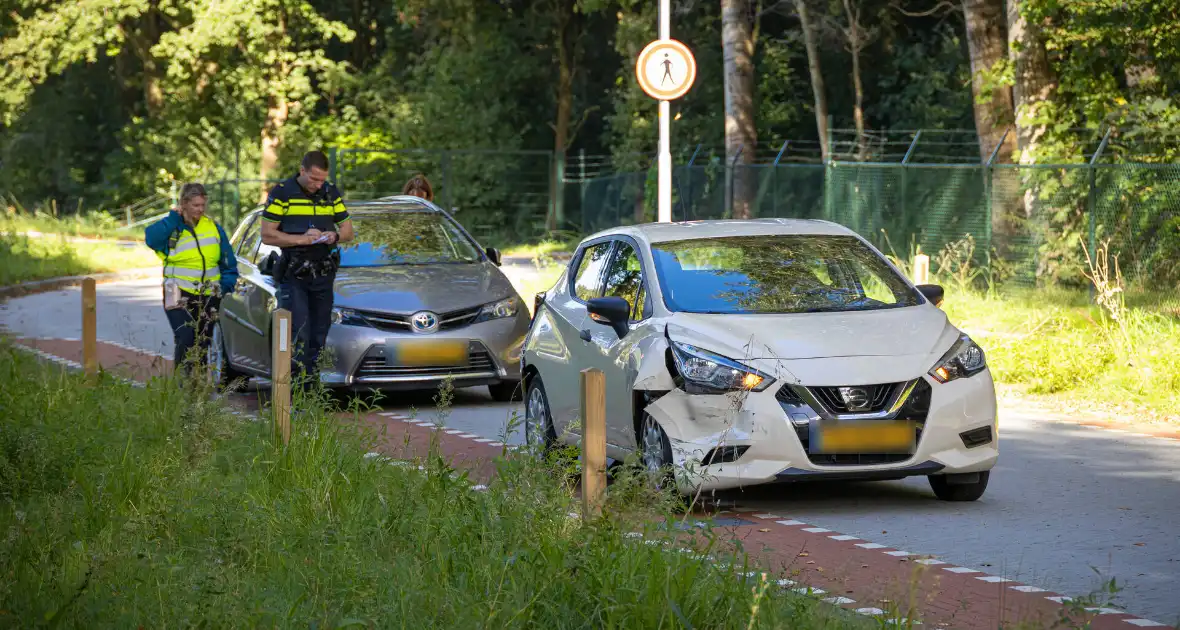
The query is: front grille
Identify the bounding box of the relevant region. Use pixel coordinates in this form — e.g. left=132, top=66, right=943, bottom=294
left=776, top=384, right=805, bottom=406
left=792, top=379, right=933, bottom=467
left=352, top=305, right=483, bottom=333
left=809, top=383, right=900, bottom=414
left=353, top=343, right=496, bottom=380
left=701, top=445, right=750, bottom=466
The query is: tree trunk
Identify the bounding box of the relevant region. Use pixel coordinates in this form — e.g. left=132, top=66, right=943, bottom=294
left=259, top=96, right=289, bottom=202
left=794, top=0, right=829, bottom=161
left=1006, top=0, right=1056, bottom=165
left=722, top=0, right=757, bottom=219
left=962, top=0, right=1017, bottom=163
left=842, top=0, right=867, bottom=160
left=548, top=0, right=575, bottom=233
left=140, top=3, right=164, bottom=116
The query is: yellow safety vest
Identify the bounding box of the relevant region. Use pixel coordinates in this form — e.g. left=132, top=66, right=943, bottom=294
left=157, top=216, right=222, bottom=295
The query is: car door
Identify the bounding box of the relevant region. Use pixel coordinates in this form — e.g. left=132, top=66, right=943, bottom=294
left=242, top=241, right=281, bottom=374
left=545, top=240, right=614, bottom=441
left=220, top=213, right=262, bottom=372
left=221, top=212, right=272, bottom=375
left=579, top=238, right=652, bottom=452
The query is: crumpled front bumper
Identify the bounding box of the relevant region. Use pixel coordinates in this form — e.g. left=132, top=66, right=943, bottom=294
left=643, top=369, right=998, bottom=494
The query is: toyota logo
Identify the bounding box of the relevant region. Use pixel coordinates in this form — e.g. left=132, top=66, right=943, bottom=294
left=411, top=311, right=439, bottom=333
left=838, top=387, right=871, bottom=412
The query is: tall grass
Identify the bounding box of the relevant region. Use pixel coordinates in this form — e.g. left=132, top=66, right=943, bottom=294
left=0, top=232, right=159, bottom=286
left=0, top=346, right=861, bottom=629
left=0, top=208, right=137, bottom=241
left=928, top=238, right=1180, bottom=420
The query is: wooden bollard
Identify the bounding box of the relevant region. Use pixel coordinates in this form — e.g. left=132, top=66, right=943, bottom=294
left=912, top=253, right=930, bottom=285
left=82, top=278, right=97, bottom=378
left=271, top=309, right=292, bottom=445
left=580, top=368, right=606, bottom=520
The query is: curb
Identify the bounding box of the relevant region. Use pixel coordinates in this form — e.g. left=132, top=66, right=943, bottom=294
left=0, top=268, right=160, bottom=299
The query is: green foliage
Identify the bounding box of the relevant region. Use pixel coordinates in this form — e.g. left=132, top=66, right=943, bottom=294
left=0, top=232, right=159, bottom=286
left=0, top=347, right=864, bottom=628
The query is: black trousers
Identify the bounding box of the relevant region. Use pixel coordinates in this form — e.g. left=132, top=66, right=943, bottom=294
left=278, top=273, right=335, bottom=387
left=165, top=294, right=221, bottom=377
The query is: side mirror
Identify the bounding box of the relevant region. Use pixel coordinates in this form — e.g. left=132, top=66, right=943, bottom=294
left=917, top=284, right=944, bottom=307
left=586, top=296, right=631, bottom=339
left=259, top=251, right=280, bottom=276
left=486, top=246, right=502, bottom=266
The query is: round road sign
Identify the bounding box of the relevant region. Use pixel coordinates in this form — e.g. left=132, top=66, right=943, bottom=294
left=635, top=39, right=696, bottom=101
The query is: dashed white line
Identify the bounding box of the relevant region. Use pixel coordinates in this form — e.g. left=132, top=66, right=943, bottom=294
left=856, top=543, right=888, bottom=550
left=829, top=535, right=860, bottom=541
left=776, top=520, right=807, bottom=526
left=914, top=559, right=944, bottom=565
left=884, top=550, right=913, bottom=557
left=943, top=567, right=978, bottom=574
left=753, top=513, right=783, bottom=519
left=1124, top=620, right=1168, bottom=627
left=1010, top=585, right=1047, bottom=593
left=1046, top=596, right=1072, bottom=604
left=1085, top=607, right=1125, bottom=615
left=801, top=527, right=831, bottom=533
left=823, top=596, right=856, bottom=605
left=856, top=607, right=886, bottom=616
left=976, top=576, right=1013, bottom=583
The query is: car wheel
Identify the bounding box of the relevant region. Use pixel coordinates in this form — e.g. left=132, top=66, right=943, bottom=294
left=524, top=376, right=557, bottom=452
left=488, top=380, right=522, bottom=403
left=928, top=471, right=990, bottom=502
left=208, top=322, right=247, bottom=390
left=639, top=413, right=674, bottom=487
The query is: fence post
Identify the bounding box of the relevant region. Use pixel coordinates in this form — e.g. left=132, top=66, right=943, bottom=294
left=1087, top=128, right=1112, bottom=273
left=983, top=128, right=1009, bottom=280
left=271, top=309, right=292, bottom=445
left=580, top=368, right=606, bottom=521
left=554, top=151, right=566, bottom=233
left=772, top=141, right=789, bottom=217
left=900, top=130, right=922, bottom=246
left=912, top=254, right=930, bottom=285
left=82, top=278, right=97, bottom=379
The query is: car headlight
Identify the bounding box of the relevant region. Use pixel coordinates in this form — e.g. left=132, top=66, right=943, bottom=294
left=331, top=307, right=369, bottom=327
left=929, top=334, right=986, bottom=383
left=670, top=341, right=774, bottom=393
left=474, top=296, right=520, bottom=323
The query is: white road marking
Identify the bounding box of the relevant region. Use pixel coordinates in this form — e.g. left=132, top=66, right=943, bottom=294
left=885, top=550, right=913, bottom=557
left=856, top=543, right=888, bottom=549
left=1010, top=585, right=1047, bottom=593
left=1085, top=607, right=1126, bottom=615
left=776, top=520, right=807, bottom=526
left=914, top=559, right=945, bottom=565
left=830, top=535, right=860, bottom=541
left=1124, top=620, right=1168, bottom=627
left=823, top=596, right=856, bottom=605
left=1046, top=596, right=1073, bottom=603
left=976, top=576, right=1013, bottom=583
left=753, top=513, right=783, bottom=519
left=944, top=567, right=978, bottom=574
left=802, top=527, right=831, bottom=533
left=856, top=608, right=886, bottom=616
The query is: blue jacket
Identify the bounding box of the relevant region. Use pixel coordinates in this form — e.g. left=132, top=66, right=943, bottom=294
left=144, top=211, right=240, bottom=295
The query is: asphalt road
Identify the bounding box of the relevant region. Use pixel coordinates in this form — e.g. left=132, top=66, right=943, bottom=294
left=2, top=274, right=1178, bottom=624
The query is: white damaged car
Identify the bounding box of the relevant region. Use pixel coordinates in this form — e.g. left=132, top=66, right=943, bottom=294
left=520, top=219, right=997, bottom=501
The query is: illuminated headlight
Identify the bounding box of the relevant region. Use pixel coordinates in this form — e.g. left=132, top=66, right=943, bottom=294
left=670, top=341, right=774, bottom=394
left=331, top=307, right=368, bottom=327
left=929, top=334, right=986, bottom=383
left=475, top=296, right=520, bottom=322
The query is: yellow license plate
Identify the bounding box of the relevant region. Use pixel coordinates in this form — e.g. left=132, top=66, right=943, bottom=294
left=388, top=339, right=469, bottom=367
left=813, top=421, right=915, bottom=454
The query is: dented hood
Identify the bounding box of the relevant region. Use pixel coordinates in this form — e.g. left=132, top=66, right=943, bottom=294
left=666, top=307, right=950, bottom=361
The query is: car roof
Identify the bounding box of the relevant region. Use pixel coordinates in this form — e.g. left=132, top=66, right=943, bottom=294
left=582, top=218, right=859, bottom=245
left=246, top=196, right=441, bottom=215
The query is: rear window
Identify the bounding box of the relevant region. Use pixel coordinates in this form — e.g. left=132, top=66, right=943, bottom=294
left=650, top=235, right=920, bottom=314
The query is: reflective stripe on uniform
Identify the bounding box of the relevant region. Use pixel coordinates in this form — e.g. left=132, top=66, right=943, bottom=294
left=171, top=235, right=219, bottom=255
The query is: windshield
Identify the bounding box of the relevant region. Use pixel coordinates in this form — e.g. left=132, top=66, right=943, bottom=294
left=650, top=235, right=921, bottom=314
left=338, top=211, right=481, bottom=267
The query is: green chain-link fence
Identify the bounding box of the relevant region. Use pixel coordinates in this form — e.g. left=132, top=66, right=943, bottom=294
left=573, top=161, right=1180, bottom=289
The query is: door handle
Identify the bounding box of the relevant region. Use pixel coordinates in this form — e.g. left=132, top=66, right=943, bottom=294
left=579, top=329, right=592, bottom=342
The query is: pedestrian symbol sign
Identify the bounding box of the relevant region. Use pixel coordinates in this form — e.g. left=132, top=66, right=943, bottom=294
left=635, top=39, right=696, bottom=101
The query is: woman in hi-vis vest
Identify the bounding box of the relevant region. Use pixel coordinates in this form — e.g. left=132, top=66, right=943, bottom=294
left=144, top=183, right=239, bottom=380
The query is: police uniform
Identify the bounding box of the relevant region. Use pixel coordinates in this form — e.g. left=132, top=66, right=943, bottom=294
left=144, top=211, right=239, bottom=374
left=261, top=174, right=351, bottom=384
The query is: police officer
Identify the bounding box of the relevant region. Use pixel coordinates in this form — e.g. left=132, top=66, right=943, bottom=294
left=144, top=182, right=239, bottom=378
left=260, top=150, right=354, bottom=389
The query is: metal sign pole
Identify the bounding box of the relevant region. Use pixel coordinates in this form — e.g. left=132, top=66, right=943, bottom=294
left=657, top=0, right=672, bottom=223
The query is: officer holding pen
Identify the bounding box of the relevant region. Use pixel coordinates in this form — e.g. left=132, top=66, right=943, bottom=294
left=259, top=150, right=355, bottom=391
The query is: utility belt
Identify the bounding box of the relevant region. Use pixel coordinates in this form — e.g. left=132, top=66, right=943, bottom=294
left=275, top=247, right=340, bottom=283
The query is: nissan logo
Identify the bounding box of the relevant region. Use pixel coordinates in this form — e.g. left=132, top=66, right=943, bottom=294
left=838, top=387, right=871, bottom=412
left=411, top=311, right=439, bottom=333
